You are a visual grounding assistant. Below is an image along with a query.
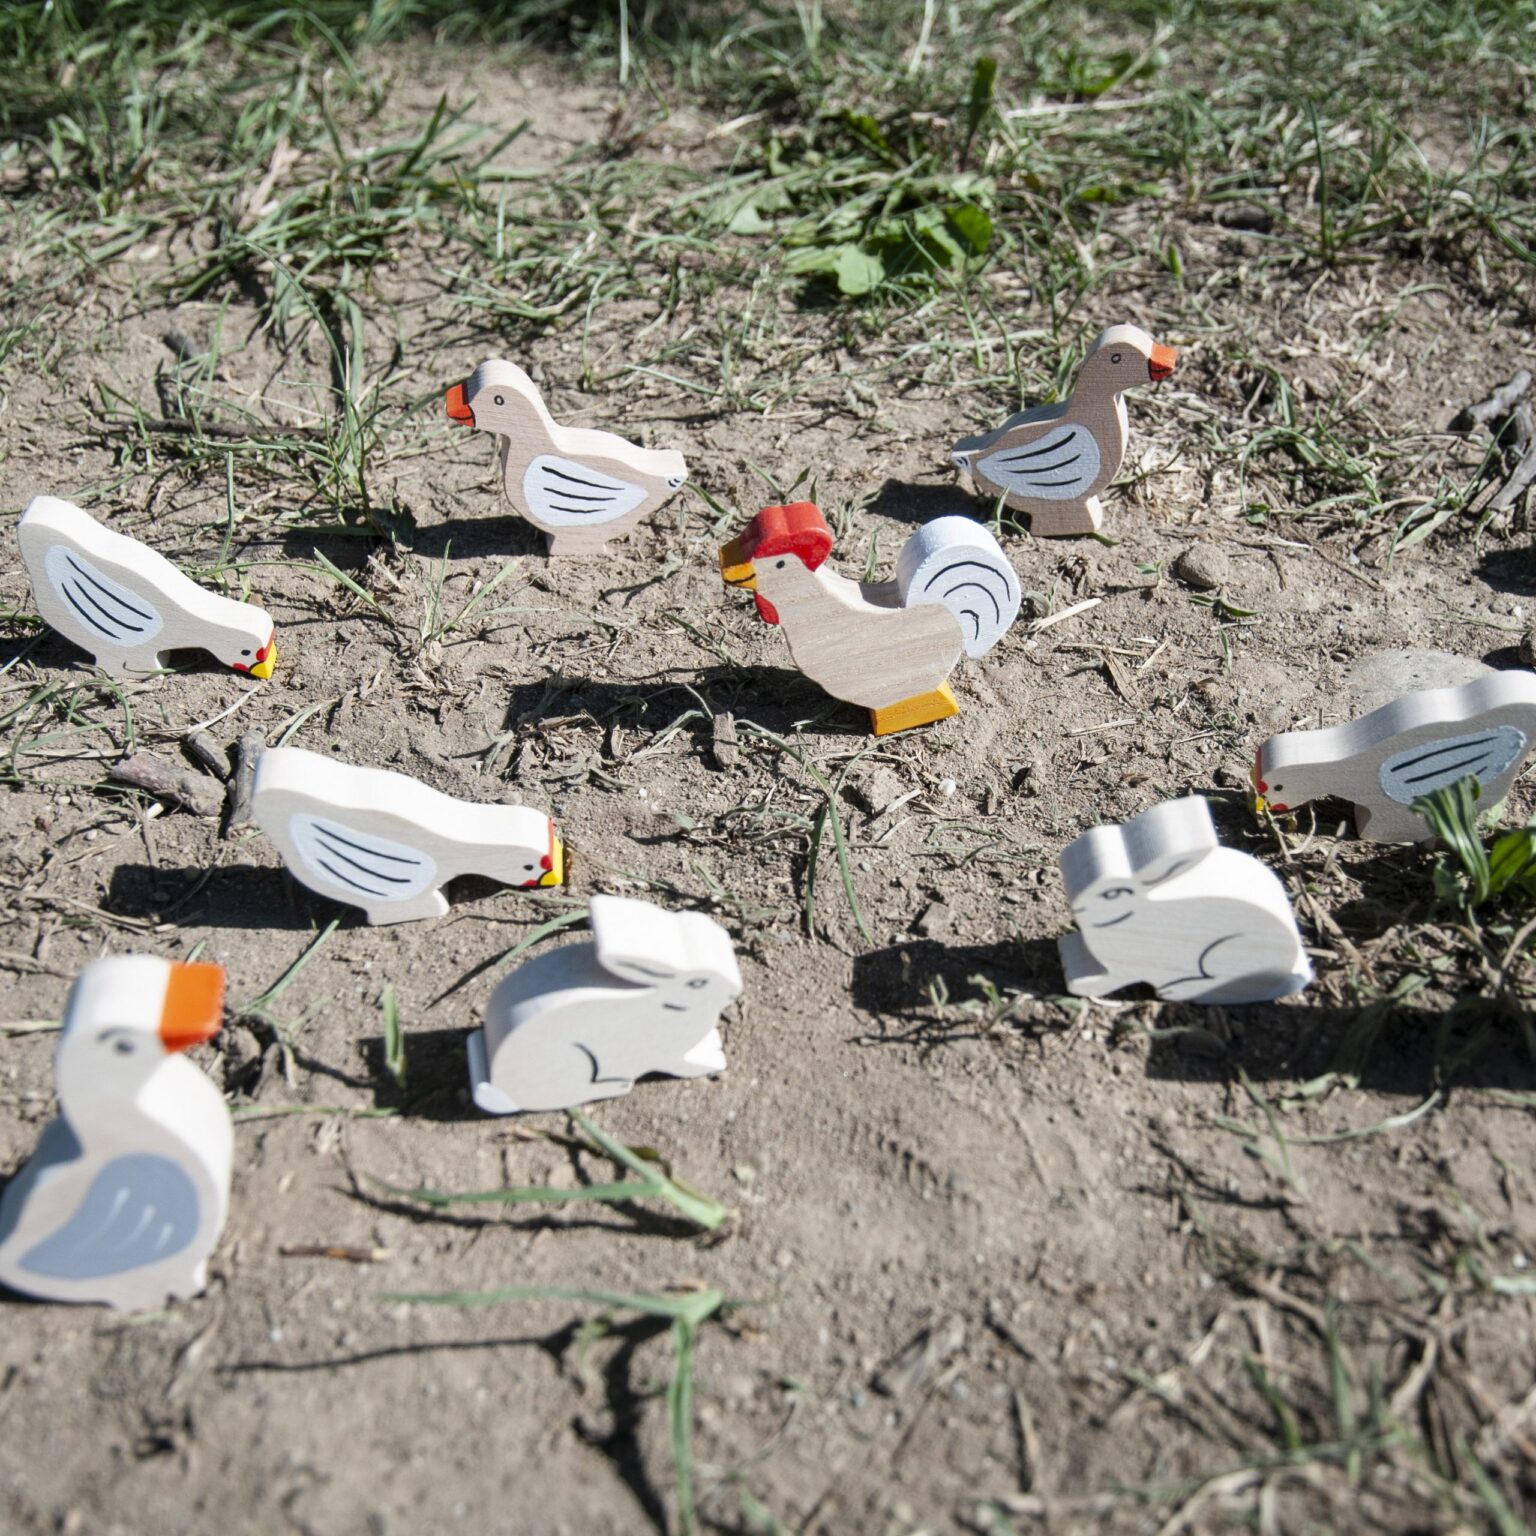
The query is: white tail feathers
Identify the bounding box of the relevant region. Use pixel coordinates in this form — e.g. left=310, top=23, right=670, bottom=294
left=895, top=516, right=1021, bottom=659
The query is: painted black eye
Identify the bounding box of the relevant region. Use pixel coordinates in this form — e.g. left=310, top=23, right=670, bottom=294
left=494, top=394, right=505, bottom=406
left=1110, top=352, right=1123, bottom=364
left=114, top=1038, right=136, bottom=1055
left=524, top=863, right=535, bottom=872
left=241, top=648, right=252, bottom=656
left=1271, top=784, right=1283, bottom=793
left=775, top=559, right=786, bottom=569
left=687, top=977, right=708, bottom=989
left=1101, top=887, right=1133, bottom=900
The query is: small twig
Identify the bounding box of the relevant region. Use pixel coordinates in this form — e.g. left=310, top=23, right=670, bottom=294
left=1451, top=370, right=1532, bottom=432
left=279, top=1244, right=391, bottom=1264
left=109, top=751, right=223, bottom=818
left=185, top=729, right=233, bottom=781
left=224, top=731, right=266, bottom=839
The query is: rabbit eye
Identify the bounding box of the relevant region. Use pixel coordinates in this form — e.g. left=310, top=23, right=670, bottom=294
left=687, top=977, right=708, bottom=989
left=1101, top=887, right=1133, bottom=900
left=493, top=394, right=505, bottom=406
left=1110, top=352, right=1123, bottom=364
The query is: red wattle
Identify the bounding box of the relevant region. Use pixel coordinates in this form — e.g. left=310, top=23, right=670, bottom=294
left=754, top=593, right=780, bottom=625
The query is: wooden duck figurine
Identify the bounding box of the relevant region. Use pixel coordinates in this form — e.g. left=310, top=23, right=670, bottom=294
left=18, top=496, right=277, bottom=679
left=0, top=955, right=231, bottom=1310
left=468, top=895, right=741, bottom=1114
left=1255, top=670, right=1536, bottom=842
left=719, top=503, right=1021, bottom=735
left=444, top=359, right=688, bottom=555
left=950, top=324, right=1177, bottom=536
left=251, top=746, right=563, bottom=924
left=1059, top=797, right=1311, bottom=1004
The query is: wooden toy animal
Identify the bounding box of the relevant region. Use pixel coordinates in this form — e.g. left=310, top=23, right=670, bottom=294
left=1255, top=670, right=1536, bottom=842
left=17, top=496, right=277, bottom=679
left=444, top=359, right=688, bottom=555
left=468, top=895, right=741, bottom=1114
left=251, top=746, right=563, bottom=925
left=718, top=503, right=1022, bottom=735
left=1058, top=796, right=1311, bottom=1004
left=0, top=955, right=231, bottom=1311
left=950, top=324, right=1177, bottom=536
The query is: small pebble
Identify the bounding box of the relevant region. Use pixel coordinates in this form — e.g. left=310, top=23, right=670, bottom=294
left=938, top=777, right=957, bottom=798
left=1174, top=542, right=1230, bottom=592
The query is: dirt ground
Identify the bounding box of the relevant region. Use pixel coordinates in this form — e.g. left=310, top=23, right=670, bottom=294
left=3, top=27, right=1536, bottom=1536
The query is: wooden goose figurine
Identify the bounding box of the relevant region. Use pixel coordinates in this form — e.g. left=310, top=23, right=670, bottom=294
left=18, top=496, right=277, bottom=679
left=950, top=324, right=1177, bottom=536
left=445, top=359, right=688, bottom=555
left=0, top=955, right=231, bottom=1311
left=1255, top=671, right=1536, bottom=842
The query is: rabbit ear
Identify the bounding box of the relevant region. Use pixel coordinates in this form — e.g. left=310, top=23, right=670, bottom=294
left=1122, top=797, right=1220, bottom=887
left=1059, top=824, right=1134, bottom=901
left=589, top=896, right=691, bottom=985
left=677, top=912, right=743, bottom=996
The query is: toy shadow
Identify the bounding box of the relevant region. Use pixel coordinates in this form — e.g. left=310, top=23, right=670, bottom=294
left=406, top=511, right=547, bottom=561
left=358, top=1026, right=482, bottom=1123
left=861, top=477, right=987, bottom=527
left=108, top=863, right=309, bottom=930
left=849, top=937, right=1064, bottom=1052
left=501, top=665, right=877, bottom=743
left=1476, top=547, right=1536, bottom=599
left=223, top=1310, right=678, bottom=1532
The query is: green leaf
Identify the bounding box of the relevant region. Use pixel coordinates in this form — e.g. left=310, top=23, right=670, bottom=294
left=1413, top=776, right=1491, bottom=906
left=966, top=57, right=998, bottom=145
left=946, top=202, right=992, bottom=255
left=835, top=245, right=884, bottom=294
left=840, top=110, right=899, bottom=164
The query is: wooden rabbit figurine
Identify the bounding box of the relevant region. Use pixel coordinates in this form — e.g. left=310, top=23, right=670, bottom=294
left=467, top=895, right=742, bottom=1114
left=1058, top=797, right=1311, bottom=1004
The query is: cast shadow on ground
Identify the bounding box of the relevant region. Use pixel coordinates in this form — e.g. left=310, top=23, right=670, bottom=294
left=861, top=477, right=986, bottom=526
left=108, top=864, right=310, bottom=930
left=501, top=665, right=878, bottom=743
left=223, top=1312, right=679, bottom=1532
left=1476, top=547, right=1536, bottom=599
left=850, top=938, right=1536, bottom=1093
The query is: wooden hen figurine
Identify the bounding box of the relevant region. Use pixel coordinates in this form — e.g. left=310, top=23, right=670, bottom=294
left=0, top=955, right=231, bottom=1311
left=719, top=503, right=1021, bottom=735
left=1255, top=671, right=1536, bottom=842
left=252, top=746, right=563, bottom=925
left=950, top=324, right=1177, bottom=536
left=18, top=496, right=277, bottom=679
left=445, top=359, right=688, bottom=555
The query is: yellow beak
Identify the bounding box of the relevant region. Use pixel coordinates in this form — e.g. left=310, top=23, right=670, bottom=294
left=719, top=537, right=756, bottom=590
left=1249, top=761, right=1268, bottom=816
left=538, top=834, right=565, bottom=888
left=249, top=640, right=277, bottom=681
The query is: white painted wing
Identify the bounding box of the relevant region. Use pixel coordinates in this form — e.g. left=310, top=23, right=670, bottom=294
left=43, top=543, right=164, bottom=647
left=289, top=815, right=438, bottom=904
left=975, top=424, right=1100, bottom=502
left=521, top=455, right=647, bottom=528
left=1377, top=725, right=1527, bottom=805
left=895, top=516, right=1021, bottom=659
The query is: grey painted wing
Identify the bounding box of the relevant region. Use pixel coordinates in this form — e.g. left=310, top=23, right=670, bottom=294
left=42, top=543, right=164, bottom=646
left=1377, top=725, right=1527, bottom=805
left=975, top=425, right=1101, bottom=502
left=20, top=1153, right=199, bottom=1280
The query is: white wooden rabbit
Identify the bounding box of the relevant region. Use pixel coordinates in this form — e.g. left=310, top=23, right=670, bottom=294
left=467, top=895, right=743, bottom=1114
left=1057, top=796, right=1311, bottom=1004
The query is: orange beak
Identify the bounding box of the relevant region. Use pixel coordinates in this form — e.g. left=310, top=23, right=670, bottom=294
left=1148, top=343, right=1177, bottom=382
left=158, top=962, right=225, bottom=1053
left=445, top=382, right=475, bottom=427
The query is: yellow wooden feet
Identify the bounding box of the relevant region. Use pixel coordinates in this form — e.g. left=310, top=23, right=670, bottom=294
left=869, top=682, right=959, bottom=736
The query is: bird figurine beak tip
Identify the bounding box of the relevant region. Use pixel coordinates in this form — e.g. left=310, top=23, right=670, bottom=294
left=247, top=637, right=277, bottom=681
left=536, top=835, right=565, bottom=888
left=445, top=383, right=475, bottom=427
left=1148, top=344, right=1177, bottom=382
left=718, top=537, right=756, bottom=591
left=158, top=962, right=225, bottom=1053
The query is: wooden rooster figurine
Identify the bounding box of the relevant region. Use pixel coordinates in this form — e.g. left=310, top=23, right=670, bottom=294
left=1255, top=671, right=1536, bottom=842
left=18, top=496, right=277, bottom=679
left=444, top=359, right=688, bottom=555
left=252, top=746, right=563, bottom=924
left=719, top=503, right=1021, bottom=735
left=950, top=324, right=1177, bottom=536
left=0, top=955, right=231, bottom=1311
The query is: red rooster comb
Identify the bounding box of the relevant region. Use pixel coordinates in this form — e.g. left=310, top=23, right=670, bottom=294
left=738, top=502, right=834, bottom=570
